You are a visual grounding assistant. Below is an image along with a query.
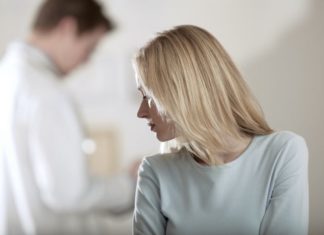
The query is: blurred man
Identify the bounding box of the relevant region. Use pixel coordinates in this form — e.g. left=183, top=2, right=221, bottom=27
left=0, top=0, right=137, bottom=234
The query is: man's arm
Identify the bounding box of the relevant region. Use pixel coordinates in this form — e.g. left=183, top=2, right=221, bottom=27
left=29, top=94, right=134, bottom=213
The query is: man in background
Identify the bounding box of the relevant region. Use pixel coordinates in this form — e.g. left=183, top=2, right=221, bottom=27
left=0, top=0, right=138, bottom=234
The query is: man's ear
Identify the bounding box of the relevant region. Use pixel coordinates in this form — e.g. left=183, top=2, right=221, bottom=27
left=56, top=17, right=78, bottom=37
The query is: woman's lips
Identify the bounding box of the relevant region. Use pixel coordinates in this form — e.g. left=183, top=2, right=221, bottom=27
left=148, top=123, right=156, bottom=131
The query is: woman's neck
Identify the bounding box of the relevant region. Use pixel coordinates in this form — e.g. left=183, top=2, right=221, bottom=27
left=193, top=135, right=253, bottom=165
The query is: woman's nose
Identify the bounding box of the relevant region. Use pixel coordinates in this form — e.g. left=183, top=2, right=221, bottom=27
left=137, top=100, right=148, bottom=119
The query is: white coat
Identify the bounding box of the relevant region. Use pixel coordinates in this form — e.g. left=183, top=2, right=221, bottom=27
left=0, top=41, right=134, bottom=235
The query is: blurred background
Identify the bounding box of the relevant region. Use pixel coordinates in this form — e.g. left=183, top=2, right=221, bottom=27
left=0, top=0, right=323, bottom=234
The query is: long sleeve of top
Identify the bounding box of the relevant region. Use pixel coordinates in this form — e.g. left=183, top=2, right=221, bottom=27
left=133, top=131, right=308, bottom=235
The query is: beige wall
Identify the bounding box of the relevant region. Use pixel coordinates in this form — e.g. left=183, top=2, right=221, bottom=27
left=0, top=0, right=323, bottom=234
left=242, top=2, right=324, bottom=234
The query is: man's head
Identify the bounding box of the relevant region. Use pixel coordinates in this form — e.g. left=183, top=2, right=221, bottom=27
left=29, top=0, right=114, bottom=75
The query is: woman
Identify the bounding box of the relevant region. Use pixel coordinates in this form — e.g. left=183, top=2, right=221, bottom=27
left=133, top=25, right=308, bottom=235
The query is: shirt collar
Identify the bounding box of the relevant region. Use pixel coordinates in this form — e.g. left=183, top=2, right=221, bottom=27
left=7, top=40, right=62, bottom=76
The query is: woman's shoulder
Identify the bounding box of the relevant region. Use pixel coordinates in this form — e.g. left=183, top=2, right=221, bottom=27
left=140, top=149, right=190, bottom=174
left=255, top=130, right=308, bottom=164
left=257, top=130, right=306, bottom=149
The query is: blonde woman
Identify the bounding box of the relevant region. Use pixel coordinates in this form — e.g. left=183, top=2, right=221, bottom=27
left=133, top=25, right=308, bottom=235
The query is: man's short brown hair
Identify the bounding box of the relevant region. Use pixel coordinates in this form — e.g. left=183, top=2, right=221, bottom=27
left=32, top=0, right=114, bottom=35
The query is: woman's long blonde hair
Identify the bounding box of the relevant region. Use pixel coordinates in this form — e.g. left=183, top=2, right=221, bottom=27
left=134, top=25, right=273, bottom=165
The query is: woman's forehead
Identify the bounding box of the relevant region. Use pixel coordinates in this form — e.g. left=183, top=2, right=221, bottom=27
left=135, top=73, right=144, bottom=88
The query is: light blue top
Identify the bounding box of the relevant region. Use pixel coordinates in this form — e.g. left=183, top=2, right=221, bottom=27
left=133, top=131, right=309, bottom=235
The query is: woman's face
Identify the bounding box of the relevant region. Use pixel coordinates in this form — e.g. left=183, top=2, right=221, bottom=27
left=137, top=87, right=175, bottom=142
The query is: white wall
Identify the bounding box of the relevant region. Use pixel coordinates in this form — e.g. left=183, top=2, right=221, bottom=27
left=0, top=0, right=323, bottom=234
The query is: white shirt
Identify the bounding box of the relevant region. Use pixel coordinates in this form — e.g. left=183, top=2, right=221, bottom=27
left=0, top=41, right=134, bottom=235
left=134, top=131, right=309, bottom=235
